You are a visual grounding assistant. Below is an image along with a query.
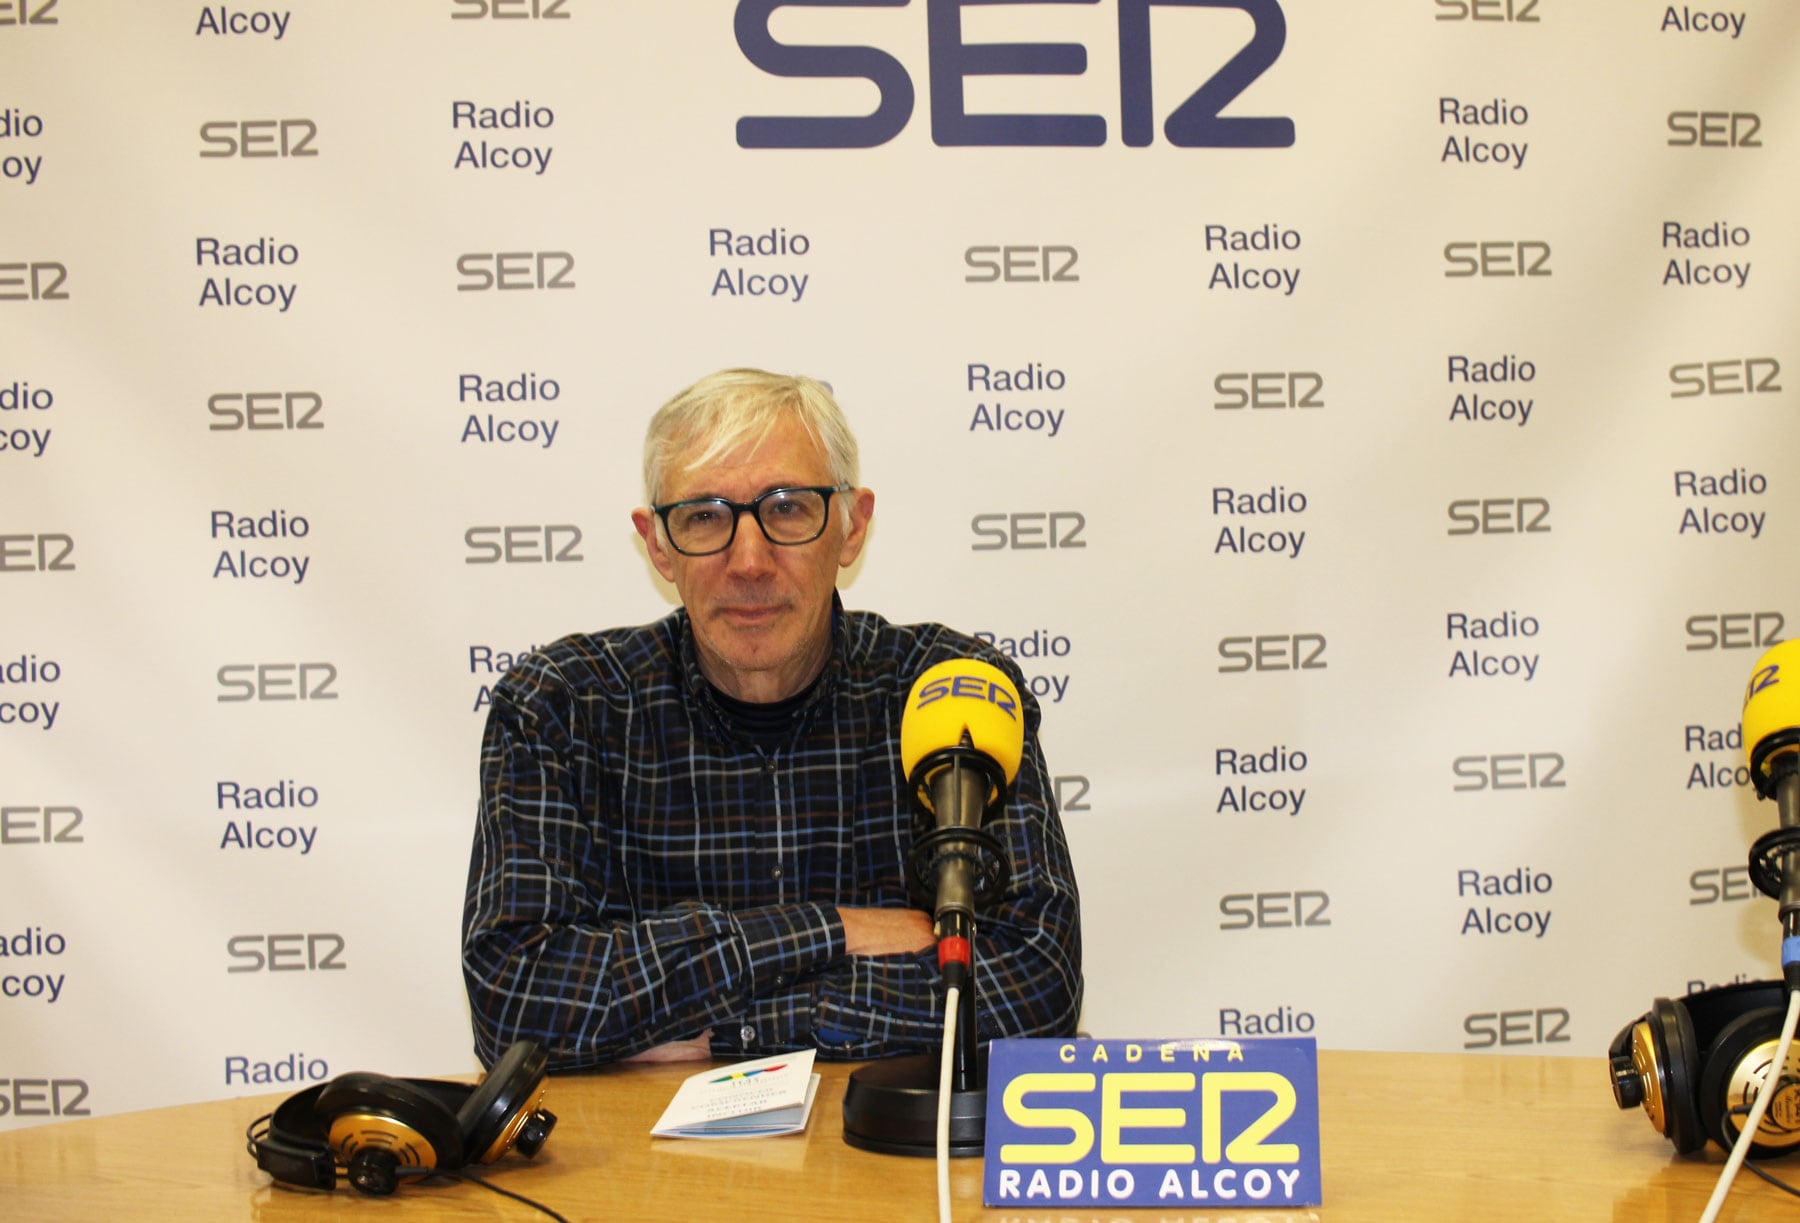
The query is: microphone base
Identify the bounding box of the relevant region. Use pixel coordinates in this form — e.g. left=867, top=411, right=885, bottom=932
left=841, top=1049, right=987, bottom=1158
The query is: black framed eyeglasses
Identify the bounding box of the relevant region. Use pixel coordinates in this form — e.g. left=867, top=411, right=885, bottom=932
left=651, top=484, right=852, bottom=557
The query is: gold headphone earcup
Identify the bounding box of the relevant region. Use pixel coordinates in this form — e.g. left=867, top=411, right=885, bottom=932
left=1697, top=1008, right=1800, bottom=1158
left=315, top=1073, right=466, bottom=1194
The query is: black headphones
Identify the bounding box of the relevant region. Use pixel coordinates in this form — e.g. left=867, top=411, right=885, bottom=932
left=247, top=1041, right=558, bottom=1196
left=1609, top=980, right=1800, bottom=1158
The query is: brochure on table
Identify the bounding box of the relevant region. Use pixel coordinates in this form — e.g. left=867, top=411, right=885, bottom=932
left=651, top=1049, right=821, bottom=1139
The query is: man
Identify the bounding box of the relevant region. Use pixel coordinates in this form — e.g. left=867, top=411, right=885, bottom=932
left=462, top=369, right=1082, bottom=1069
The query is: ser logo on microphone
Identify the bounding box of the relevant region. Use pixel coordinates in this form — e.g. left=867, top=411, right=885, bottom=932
left=1746, top=662, right=1782, bottom=704
left=913, top=672, right=1019, bottom=720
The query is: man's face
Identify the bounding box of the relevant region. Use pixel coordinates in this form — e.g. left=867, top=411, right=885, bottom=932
left=631, top=413, right=874, bottom=703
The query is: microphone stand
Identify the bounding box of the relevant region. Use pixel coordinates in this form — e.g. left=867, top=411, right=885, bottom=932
left=1748, top=731, right=1800, bottom=990
left=838, top=927, right=989, bottom=1157
left=842, top=748, right=1009, bottom=1157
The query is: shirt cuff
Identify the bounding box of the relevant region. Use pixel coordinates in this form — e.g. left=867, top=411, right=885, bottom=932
left=732, top=901, right=844, bottom=995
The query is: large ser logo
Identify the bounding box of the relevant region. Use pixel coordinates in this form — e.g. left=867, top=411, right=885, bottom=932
left=451, top=0, right=569, bottom=16
left=1434, top=0, right=1537, bottom=20
left=735, top=0, right=1294, bottom=149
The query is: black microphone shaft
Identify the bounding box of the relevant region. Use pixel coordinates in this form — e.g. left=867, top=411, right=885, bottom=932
left=1780, top=772, right=1800, bottom=932
left=928, top=753, right=991, bottom=926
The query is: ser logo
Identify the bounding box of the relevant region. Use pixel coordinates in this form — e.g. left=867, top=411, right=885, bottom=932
left=456, top=251, right=575, bottom=291
left=1669, top=358, right=1781, bottom=398
left=914, top=672, right=1018, bottom=717
left=0, top=261, right=67, bottom=300
left=0, top=0, right=59, bottom=25
left=0, top=533, right=73, bottom=571
left=971, top=512, right=1086, bottom=551
left=464, top=525, right=583, bottom=564
left=1447, top=497, right=1550, bottom=535
left=1055, top=775, right=1090, bottom=813
left=1685, top=611, right=1783, bottom=651
left=1214, top=371, right=1324, bottom=410
left=734, top=0, right=1294, bottom=149
left=208, top=392, right=323, bottom=432
left=1452, top=753, right=1565, bottom=791
left=198, top=120, right=318, bottom=158
left=1463, top=1007, right=1569, bottom=1049
left=451, top=0, right=568, bottom=16
left=964, top=245, right=1078, bottom=283
left=1219, top=890, right=1330, bottom=930
left=1434, top=0, right=1538, bottom=18
left=0, top=805, right=82, bottom=844
left=1691, top=866, right=1753, bottom=905
left=1218, top=634, right=1325, bottom=673
left=0, top=1080, right=89, bottom=1119
left=1667, top=112, right=1761, bottom=148
left=216, top=663, right=339, bottom=702
left=226, top=933, right=346, bottom=973
left=1444, top=241, right=1551, bottom=278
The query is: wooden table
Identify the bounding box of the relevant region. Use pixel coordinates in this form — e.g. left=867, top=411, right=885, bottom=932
left=0, top=1050, right=1790, bottom=1221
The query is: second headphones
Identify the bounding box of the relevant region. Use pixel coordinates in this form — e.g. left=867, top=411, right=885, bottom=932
left=1609, top=980, right=1800, bottom=1159
left=247, top=1040, right=558, bottom=1196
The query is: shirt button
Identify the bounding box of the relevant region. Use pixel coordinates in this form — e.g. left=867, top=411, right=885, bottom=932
left=769, top=864, right=783, bottom=879
left=740, top=1025, right=756, bottom=1044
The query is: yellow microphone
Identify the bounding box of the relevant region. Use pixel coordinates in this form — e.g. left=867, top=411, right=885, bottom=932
left=898, top=660, right=1024, bottom=981
left=901, top=659, right=1025, bottom=798
left=840, top=659, right=1026, bottom=1154
left=1742, top=640, right=1800, bottom=985
left=1744, top=639, right=1800, bottom=799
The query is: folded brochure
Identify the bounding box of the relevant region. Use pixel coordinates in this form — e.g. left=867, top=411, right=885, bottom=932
left=650, top=1049, right=821, bottom=1139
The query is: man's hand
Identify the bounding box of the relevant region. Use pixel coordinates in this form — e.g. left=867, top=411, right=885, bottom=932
left=622, top=1029, right=713, bottom=1062
left=838, top=906, right=935, bottom=956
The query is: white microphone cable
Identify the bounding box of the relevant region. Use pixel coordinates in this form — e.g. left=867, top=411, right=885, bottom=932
left=937, top=983, right=960, bottom=1223
left=1698, top=986, right=1800, bottom=1223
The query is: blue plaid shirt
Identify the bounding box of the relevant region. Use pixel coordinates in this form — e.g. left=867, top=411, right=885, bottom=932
left=461, top=601, right=1083, bottom=1070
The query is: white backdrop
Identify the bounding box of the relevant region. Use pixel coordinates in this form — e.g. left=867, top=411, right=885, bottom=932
left=4, top=0, right=1799, bottom=1128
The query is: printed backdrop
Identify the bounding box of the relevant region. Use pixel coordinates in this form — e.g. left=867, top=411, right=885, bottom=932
left=4, top=0, right=1799, bottom=1127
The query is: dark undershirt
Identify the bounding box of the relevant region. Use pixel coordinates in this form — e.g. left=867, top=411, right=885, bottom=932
left=708, top=675, right=822, bottom=748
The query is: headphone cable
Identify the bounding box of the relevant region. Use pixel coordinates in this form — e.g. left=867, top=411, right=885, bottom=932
left=420, top=1170, right=572, bottom=1223
left=1741, top=1153, right=1800, bottom=1200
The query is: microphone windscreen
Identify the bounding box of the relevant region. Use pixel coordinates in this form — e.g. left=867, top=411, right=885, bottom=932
left=1743, top=639, right=1800, bottom=769
left=900, top=659, right=1025, bottom=785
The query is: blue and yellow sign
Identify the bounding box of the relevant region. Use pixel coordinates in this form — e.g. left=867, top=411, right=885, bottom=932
left=983, top=1037, right=1322, bottom=1208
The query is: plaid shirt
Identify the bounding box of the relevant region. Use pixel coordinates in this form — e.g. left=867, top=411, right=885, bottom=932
left=461, top=601, right=1083, bottom=1070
